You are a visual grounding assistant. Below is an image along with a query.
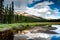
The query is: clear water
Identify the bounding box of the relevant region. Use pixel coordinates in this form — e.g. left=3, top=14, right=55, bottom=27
left=50, top=25, right=60, bottom=40
left=51, top=25, right=60, bottom=34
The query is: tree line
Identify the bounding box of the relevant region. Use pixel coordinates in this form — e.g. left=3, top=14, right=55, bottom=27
left=0, top=0, right=14, bottom=24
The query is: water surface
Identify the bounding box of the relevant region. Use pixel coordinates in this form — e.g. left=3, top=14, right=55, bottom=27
left=51, top=25, right=60, bottom=34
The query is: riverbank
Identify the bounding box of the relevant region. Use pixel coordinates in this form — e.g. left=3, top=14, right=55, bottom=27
left=0, top=22, right=60, bottom=30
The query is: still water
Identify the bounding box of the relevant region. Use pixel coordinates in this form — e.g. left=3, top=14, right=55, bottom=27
left=14, top=25, right=60, bottom=40
left=51, top=25, right=60, bottom=34
left=51, top=25, right=60, bottom=40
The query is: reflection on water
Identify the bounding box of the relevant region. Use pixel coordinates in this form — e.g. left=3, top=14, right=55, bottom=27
left=51, top=25, right=60, bottom=34
left=14, top=25, right=60, bottom=40
left=51, top=25, right=60, bottom=40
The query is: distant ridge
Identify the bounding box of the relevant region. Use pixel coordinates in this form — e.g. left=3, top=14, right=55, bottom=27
left=14, top=11, right=60, bottom=22
left=14, top=11, right=41, bottom=19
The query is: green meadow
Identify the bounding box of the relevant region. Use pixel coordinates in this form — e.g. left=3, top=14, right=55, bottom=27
left=0, top=22, right=60, bottom=30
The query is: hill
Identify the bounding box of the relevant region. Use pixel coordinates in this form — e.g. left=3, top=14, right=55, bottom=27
left=14, top=11, right=47, bottom=22
left=15, top=11, right=60, bottom=22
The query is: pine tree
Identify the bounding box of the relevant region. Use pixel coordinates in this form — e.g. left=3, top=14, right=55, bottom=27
left=16, top=14, right=19, bottom=23
left=8, top=1, right=14, bottom=24
left=3, top=7, right=7, bottom=23
left=8, top=4, right=12, bottom=24
left=3, top=4, right=8, bottom=23
left=11, top=1, right=14, bottom=23
left=11, top=1, right=14, bottom=15
left=0, top=0, right=4, bottom=23
left=6, top=4, right=9, bottom=23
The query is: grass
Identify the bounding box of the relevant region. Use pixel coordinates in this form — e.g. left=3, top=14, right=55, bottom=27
left=0, top=22, right=60, bottom=30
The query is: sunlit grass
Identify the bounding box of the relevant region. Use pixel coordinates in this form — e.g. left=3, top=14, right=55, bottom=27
left=0, top=22, right=60, bottom=30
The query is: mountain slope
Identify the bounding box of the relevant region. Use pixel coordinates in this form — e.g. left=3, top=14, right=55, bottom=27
left=14, top=11, right=60, bottom=22
left=15, top=11, right=42, bottom=19
left=14, top=11, right=47, bottom=22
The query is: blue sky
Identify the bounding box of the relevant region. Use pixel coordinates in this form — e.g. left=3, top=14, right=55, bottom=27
left=4, top=0, right=60, bottom=19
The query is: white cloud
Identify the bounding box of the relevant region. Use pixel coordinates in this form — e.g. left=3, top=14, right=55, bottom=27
left=25, top=1, right=53, bottom=15
left=28, top=0, right=33, bottom=4
left=26, top=6, right=51, bottom=15
left=52, top=8, right=60, bottom=14
left=45, top=15, right=60, bottom=19
left=33, top=1, right=54, bottom=9
left=25, top=8, right=41, bottom=16
left=37, top=1, right=54, bottom=5
left=38, top=6, right=50, bottom=12
left=29, top=1, right=53, bottom=15
left=46, top=11, right=51, bottom=14
left=25, top=1, right=60, bottom=19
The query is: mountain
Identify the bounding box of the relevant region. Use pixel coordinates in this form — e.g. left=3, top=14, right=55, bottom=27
left=14, top=11, right=60, bottom=22
left=14, top=11, right=41, bottom=19
left=14, top=11, right=47, bottom=22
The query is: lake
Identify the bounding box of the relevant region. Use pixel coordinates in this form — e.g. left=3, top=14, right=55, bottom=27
left=51, top=25, right=60, bottom=34
left=14, top=25, right=60, bottom=40
left=50, top=25, right=60, bottom=40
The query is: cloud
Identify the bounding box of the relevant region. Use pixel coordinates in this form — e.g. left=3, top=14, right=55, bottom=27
left=4, top=0, right=29, bottom=11
left=46, top=11, right=51, bottom=14
left=26, top=1, right=53, bottom=15
left=35, top=1, right=54, bottom=6
left=45, top=14, right=60, bottom=19
left=28, top=0, right=33, bottom=4
left=25, top=1, right=60, bottom=19
left=30, top=1, right=53, bottom=15
left=25, top=8, right=41, bottom=16
left=44, top=8, right=60, bottom=19
left=52, top=8, right=60, bottom=14
left=33, top=1, right=54, bottom=9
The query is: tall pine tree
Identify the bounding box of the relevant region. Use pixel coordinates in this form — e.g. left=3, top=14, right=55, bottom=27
left=8, top=1, right=14, bottom=24
left=3, top=4, right=8, bottom=23
left=8, top=4, right=12, bottom=23
left=11, top=1, right=14, bottom=23
left=0, top=0, right=4, bottom=23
